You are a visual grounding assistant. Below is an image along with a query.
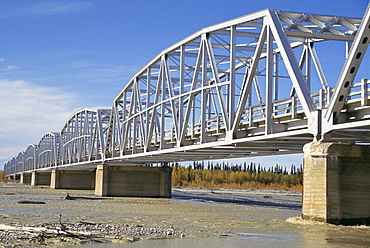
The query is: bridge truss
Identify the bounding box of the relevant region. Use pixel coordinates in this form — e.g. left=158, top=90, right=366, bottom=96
left=4, top=6, right=370, bottom=175
left=104, top=7, right=370, bottom=164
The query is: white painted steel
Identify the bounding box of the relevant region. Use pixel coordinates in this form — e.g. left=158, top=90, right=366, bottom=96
left=59, top=108, right=111, bottom=165
left=4, top=6, right=370, bottom=176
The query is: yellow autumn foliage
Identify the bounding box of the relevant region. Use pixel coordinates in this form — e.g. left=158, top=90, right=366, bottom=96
left=171, top=165, right=302, bottom=191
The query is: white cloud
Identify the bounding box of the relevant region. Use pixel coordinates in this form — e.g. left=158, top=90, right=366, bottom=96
left=5, top=2, right=92, bottom=18
left=29, top=2, right=91, bottom=15
left=0, top=58, right=4, bottom=62
left=0, top=80, right=79, bottom=167
left=6, top=65, right=17, bottom=70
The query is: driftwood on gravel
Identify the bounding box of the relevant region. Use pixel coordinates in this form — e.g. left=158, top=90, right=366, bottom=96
left=0, top=220, right=214, bottom=247
left=17, top=200, right=46, bottom=204
left=0, top=224, right=92, bottom=236
left=0, top=214, right=94, bottom=239
left=64, top=192, right=72, bottom=200
left=0, top=222, right=196, bottom=247
left=63, top=192, right=105, bottom=200
left=0, top=224, right=93, bottom=237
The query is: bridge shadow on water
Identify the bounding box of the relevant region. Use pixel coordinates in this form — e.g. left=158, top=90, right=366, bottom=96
left=171, top=189, right=302, bottom=210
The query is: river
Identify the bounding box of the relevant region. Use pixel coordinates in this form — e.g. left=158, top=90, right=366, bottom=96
left=0, top=182, right=369, bottom=247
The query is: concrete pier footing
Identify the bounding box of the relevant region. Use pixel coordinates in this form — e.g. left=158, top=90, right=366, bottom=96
left=6, top=175, right=17, bottom=181
left=20, top=173, right=31, bottom=184
left=95, top=165, right=172, bottom=197
left=303, top=141, right=370, bottom=225
left=31, top=172, right=51, bottom=186
left=50, top=169, right=95, bottom=190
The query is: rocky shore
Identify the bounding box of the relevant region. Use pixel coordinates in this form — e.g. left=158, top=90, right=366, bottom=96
left=0, top=221, right=215, bottom=247
left=0, top=181, right=305, bottom=247
left=1, top=182, right=257, bottom=247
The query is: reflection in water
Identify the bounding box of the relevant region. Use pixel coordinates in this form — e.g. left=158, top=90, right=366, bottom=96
left=0, top=183, right=369, bottom=247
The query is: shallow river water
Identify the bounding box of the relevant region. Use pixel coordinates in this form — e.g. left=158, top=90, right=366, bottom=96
left=0, top=182, right=369, bottom=247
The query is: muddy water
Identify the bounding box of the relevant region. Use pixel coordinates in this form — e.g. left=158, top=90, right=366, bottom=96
left=0, top=182, right=369, bottom=247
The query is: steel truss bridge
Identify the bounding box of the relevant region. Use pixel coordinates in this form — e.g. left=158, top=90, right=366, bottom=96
left=4, top=6, right=370, bottom=176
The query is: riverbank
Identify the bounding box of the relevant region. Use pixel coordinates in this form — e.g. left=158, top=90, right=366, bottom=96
left=0, top=181, right=302, bottom=247
left=1, top=181, right=369, bottom=247
left=0, top=222, right=215, bottom=247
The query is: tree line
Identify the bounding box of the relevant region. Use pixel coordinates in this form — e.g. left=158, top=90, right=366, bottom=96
left=0, top=161, right=303, bottom=190
left=170, top=161, right=303, bottom=191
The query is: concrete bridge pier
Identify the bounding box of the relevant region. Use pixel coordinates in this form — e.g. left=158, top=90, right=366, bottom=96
left=50, top=169, right=95, bottom=190
left=31, top=171, right=51, bottom=186
left=20, top=173, right=32, bottom=184
left=95, top=165, right=172, bottom=197
left=303, top=141, right=370, bottom=225
left=6, top=175, right=17, bottom=181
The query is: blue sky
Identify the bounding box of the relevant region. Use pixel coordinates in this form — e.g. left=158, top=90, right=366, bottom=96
left=0, top=0, right=368, bottom=169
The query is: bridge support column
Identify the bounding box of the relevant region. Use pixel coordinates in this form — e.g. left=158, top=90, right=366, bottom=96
left=95, top=165, right=172, bottom=197
left=20, top=173, right=31, bottom=184
left=7, top=175, right=18, bottom=181
left=50, top=169, right=95, bottom=190
left=31, top=172, right=51, bottom=186
left=6, top=175, right=17, bottom=181
left=303, top=141, right=370, bottom=225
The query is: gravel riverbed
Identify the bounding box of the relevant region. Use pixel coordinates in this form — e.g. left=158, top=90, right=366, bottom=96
left=1, top=181, right=369, bottom=248
left=0, top=222, right=215, bottom=247
left=1, top=181, right=262, bottom=247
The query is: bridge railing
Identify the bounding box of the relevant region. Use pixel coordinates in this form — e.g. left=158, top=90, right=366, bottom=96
left=346, top=79, right=370, bottom=105
left=108, top=77, right=369, bottom=159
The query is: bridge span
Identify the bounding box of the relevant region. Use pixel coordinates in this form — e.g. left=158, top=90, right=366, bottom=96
left=4, top=6, right=370, bottom=225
